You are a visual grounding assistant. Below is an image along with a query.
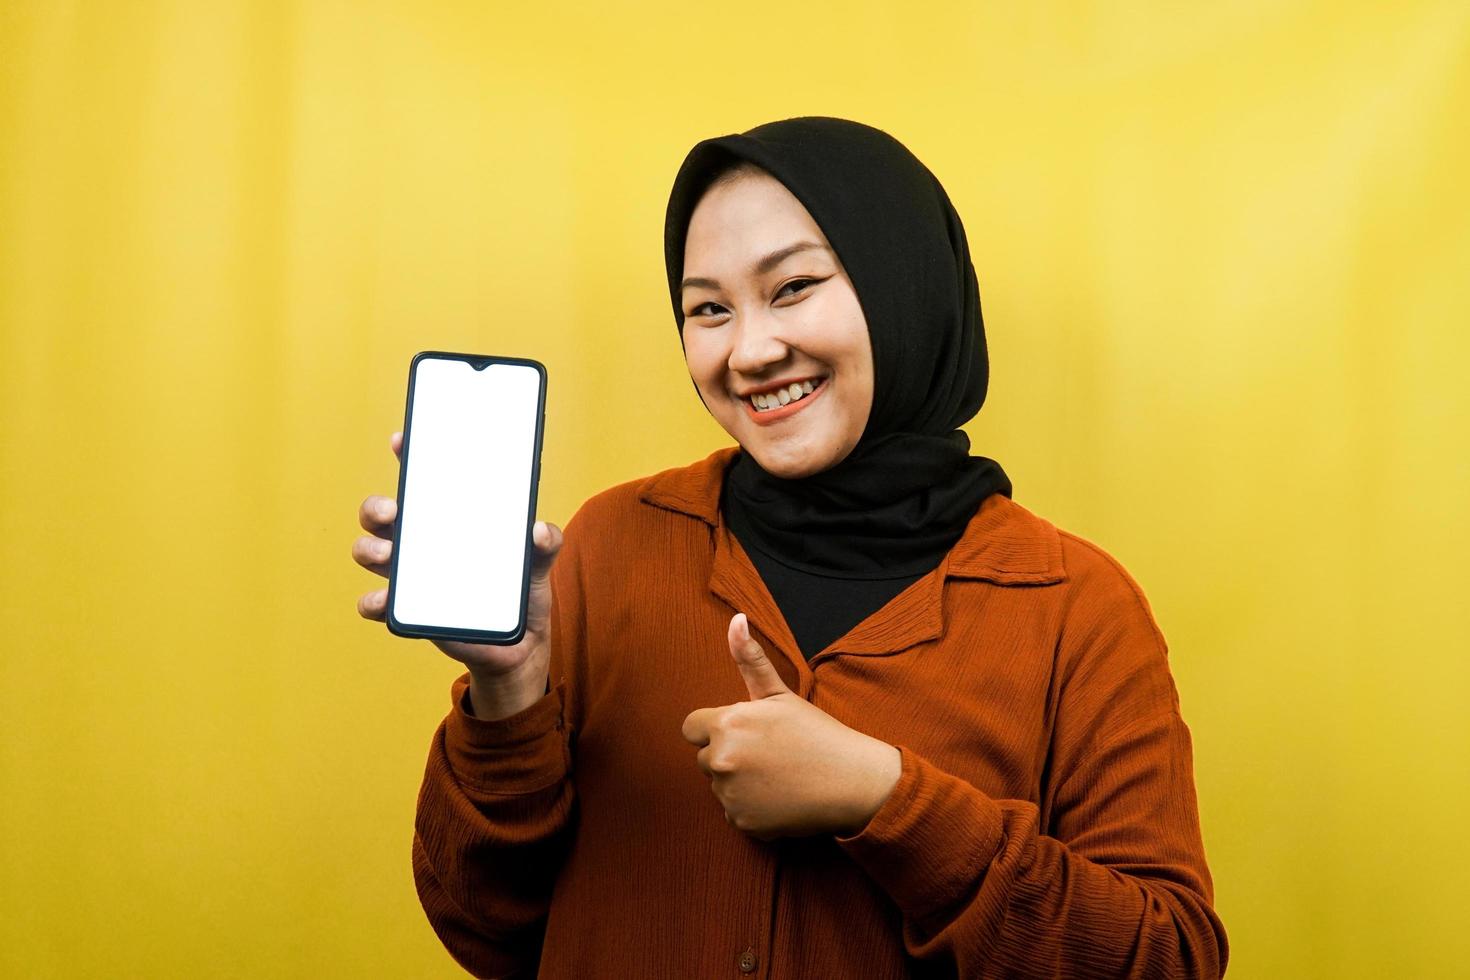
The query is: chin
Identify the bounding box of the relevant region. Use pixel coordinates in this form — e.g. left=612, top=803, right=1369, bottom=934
left=742, top=440, right=846, bottom=480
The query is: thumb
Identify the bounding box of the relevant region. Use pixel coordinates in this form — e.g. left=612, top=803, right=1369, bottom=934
left=528, top=521, right=564, bottom=588
left=728, top=613, right=790, bottom=700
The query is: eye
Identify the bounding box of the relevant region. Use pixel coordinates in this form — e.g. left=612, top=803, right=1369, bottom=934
left=684, top=277, right=823, bottom=320
left=686, top=301, right=726, bottom=319
left=778, top=278, right=819, bottom=298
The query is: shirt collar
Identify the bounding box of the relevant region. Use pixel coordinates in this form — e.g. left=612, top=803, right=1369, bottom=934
left=636, top=446, right=1065, bottom=587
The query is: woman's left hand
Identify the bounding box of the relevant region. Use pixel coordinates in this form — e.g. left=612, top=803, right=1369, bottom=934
left=681, top=613, right=902, bottom=841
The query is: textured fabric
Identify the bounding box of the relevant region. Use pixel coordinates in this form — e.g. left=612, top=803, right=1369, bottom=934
left=663, top=116, right=1012, bottom=580
left=411, top=447, right=1229, bottom=979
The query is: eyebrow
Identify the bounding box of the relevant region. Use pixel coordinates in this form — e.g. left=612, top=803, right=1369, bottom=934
left=680, top=241, right=830, bottom=293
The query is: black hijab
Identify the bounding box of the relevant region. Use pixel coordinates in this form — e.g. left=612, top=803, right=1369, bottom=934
left=663, top=116, right=1011, bottom=653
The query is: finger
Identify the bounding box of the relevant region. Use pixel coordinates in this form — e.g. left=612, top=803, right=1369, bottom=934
left=352, top=534, right=392, bottom=575
left=681, top=706, right=718, bottom=746
left=528, top=521, right=564, bottom=588
left=727, top=613, right=790, bottom=700
left=391, top=431, right=402, bottom=459
left=357, top=587, right=387, bottom=621
left=696, top=743, right=735, bottom=777
left=359, top=495, right=397, bottom=535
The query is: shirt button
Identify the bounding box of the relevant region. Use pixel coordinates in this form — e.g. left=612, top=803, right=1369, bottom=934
left=738, top=946, right=757, bottom=973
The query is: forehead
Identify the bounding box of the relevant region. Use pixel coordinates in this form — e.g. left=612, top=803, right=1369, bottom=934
left=684, top=172, right=829, bottom=259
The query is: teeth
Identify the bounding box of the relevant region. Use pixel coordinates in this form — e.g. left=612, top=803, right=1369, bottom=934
left=748, top=378, right=821, bottom=412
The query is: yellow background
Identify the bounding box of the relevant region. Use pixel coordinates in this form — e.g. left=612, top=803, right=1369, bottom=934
left=2, top=2, right=1467, bottom=977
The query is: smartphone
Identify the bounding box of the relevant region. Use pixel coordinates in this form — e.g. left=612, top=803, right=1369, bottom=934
left=386, top=351, right=547, bottom=645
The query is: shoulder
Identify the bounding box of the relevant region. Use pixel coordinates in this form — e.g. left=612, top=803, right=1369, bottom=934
left=953, top=494, right=1164, bottom=645
left=1054, top=525, right=1167, bottom=648
left=1041, top=520, right=1179, bottom=714
left=559, top=448, right=732, bottom=556
left=969, top=494, right=1178, bottom=700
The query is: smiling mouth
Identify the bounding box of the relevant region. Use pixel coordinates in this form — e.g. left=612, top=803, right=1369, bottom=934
left=742, top=377, right=827, bottom=425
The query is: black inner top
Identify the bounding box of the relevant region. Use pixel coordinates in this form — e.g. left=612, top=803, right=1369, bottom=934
left=725, top=505, right=928, bottom=660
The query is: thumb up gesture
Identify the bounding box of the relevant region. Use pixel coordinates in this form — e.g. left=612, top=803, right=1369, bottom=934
left=680, top=613, right=902, bottom=841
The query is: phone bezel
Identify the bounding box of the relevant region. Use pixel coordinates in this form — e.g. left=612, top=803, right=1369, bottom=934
left=384, top=350, right=547, bottom=646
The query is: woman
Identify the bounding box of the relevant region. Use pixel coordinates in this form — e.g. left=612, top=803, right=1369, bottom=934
left=353, top=116, right=1229, bottom=979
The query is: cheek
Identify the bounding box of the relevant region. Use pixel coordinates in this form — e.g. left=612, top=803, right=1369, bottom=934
left=836, top=303, right=874, bottom=392
left=809, top=297, right=872, bottom=380
left=683, top=334, right=732, bottom=406
left=825, top=301, right=874, bottom=426
left=682, top=334, right=718, bottom=380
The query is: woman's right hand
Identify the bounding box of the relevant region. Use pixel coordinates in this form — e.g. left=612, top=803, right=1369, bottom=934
left=354, top=431, right=563, bottom=713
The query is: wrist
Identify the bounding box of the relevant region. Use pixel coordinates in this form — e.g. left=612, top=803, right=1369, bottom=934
left=841, top=741, right=902, bottom=836
left=466, top=651, right=550, bottom=720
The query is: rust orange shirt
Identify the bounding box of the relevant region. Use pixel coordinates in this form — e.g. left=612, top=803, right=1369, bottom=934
left=412, top=447, right=1229, bottom=978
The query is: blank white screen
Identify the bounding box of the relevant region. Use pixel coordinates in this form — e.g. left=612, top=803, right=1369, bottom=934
left=391, top=359, right=540, bottom=634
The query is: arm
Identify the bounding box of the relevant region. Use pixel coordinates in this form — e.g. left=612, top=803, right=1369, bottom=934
left=834, top=544, right=1229, bottom=979
left=411, top=520, right=587, bottom=979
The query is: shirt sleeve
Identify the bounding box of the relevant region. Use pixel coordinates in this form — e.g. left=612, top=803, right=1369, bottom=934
left=410, top=517, right=588, bottom=980
left=833, top=543, right=1229, bottom=979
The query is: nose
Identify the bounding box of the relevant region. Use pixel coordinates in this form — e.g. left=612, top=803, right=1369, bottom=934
left=727, top=309, right=790, bottom=376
